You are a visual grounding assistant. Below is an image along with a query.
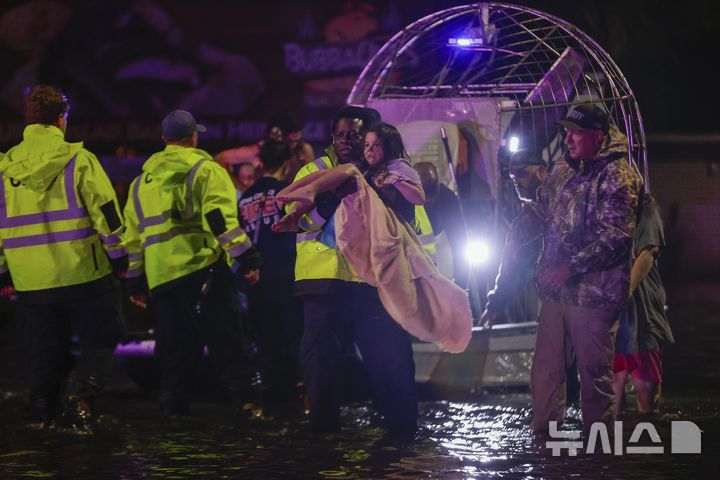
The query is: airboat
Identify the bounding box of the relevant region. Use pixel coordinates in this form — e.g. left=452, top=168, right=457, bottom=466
left=346, top=2, right=648, bottom=392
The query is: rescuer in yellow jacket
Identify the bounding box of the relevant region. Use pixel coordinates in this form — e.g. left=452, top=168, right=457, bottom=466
left=294, top=150, right=435, bottom=289
left=0, top=85, right=126, bottom=432
left=123, top=110, right=262, bottom=416
left=291, top=106, right=421, bottom=435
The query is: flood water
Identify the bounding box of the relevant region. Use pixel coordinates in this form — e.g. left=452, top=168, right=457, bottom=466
left=1, top=302, right=718, bottom=479
left=1, top=391, right=716, bottom=479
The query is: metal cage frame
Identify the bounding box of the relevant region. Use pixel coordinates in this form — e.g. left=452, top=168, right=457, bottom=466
left=348, top=2, right=648, bottom=188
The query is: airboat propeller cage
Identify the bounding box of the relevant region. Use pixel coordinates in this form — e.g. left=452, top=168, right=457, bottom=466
left=348, top=3, right=648, bottom=196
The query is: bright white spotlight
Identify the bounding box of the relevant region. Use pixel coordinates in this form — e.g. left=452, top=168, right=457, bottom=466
left=465, top=239, right=491, bottom=265
left=508, top=136, right=520, bottom=152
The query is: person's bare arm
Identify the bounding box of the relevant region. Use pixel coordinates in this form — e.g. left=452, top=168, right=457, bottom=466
left=215, top=144, right=260, bottom=166
left=274, top=168, right=329, bottom=200
left=393, top=178, right=425, bottom=205
left=272, top=164, right=362, bottom=232
left=629, top=246, right=659, bottom=295
left=375, top=172, right=425, bottom=205
left=276, top=163, right=362, bottom=208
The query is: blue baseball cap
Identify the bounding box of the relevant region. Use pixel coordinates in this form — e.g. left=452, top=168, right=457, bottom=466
left=161, top=110, right=207, bottom=140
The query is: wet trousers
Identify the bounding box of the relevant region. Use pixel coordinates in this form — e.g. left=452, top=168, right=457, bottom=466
left=531, top=299, right=618, bottom=432
left=153, top=262, right=257, bottom=405
left=301, top=283, right=417, bottom=433
left=249, top=283, right=304, bottom=392
left=17, top=288, right=125, bottom=412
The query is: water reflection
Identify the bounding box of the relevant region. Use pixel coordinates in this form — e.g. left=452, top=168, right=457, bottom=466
left=0, top=391, right=715, bottom=479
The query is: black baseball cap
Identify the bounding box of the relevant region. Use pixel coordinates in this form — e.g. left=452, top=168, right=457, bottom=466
left=161, top=110, right=207, bottom=140
left=557, top=104, right=609, bottom=132
left=508, top=149, right=546, bottom=170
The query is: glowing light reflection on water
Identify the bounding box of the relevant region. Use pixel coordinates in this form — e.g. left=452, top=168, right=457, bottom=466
left=0, top=392, right=716, bottom=479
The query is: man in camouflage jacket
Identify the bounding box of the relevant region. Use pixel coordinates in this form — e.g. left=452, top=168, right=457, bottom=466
left=530, top=105, right=643, bottom=433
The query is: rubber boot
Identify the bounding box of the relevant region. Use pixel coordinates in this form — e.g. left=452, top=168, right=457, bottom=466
left=54, top=374, right=102, bottom=435
left=230, top=371, right=264, bottom=419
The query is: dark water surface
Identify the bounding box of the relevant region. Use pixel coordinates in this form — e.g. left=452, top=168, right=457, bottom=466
left=1, top=301, right=718, bottom=479
left=1, top=389, right=717, bottom=479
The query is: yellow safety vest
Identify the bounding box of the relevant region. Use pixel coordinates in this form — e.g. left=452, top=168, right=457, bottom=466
left=293, top=150, right=362, bottom=286
left=293, top=149, right=437, bottom=287
left=124, top=145, right=253, bottom=290
left=414, top=204, right=437, bottom=262
left=0, top=125, right=125, bottom=292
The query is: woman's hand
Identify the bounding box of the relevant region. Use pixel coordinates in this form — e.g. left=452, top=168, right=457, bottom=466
left=373, top=170, right=399, bottom=189
left=272, top=210, right=302, bottom=232
left=276, top=187, right=315, bottom=212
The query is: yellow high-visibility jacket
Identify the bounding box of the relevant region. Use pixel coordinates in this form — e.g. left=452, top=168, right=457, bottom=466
left=293, top=150, right=361, bottom=294
left=414, top=204, right=436, bottom=262
left=0, top=125, right=126, bottom=300
left=124, top=144, right=255, bottom=291
left=293, top=147, right=436, bottom=295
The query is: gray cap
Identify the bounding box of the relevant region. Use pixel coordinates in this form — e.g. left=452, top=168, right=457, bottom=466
left=161, top=110, right=207, bottom=140
left=508, top=149, right=546, bottom=170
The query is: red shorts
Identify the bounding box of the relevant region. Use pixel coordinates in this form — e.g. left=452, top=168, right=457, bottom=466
left=613, top=348, right=663, bottom=383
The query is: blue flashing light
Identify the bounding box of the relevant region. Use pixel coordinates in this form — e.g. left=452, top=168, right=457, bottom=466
left=448, top=37, right=484, bottom=47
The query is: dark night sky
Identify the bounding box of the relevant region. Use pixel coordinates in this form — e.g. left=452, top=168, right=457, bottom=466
left=496, top=0, right=719, bottom=135
left=1, top=0, right=717, bottom=137
left=178, top=0, right=720, bottom=135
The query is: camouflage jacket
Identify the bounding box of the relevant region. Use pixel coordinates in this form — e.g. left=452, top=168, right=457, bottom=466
left=486, top=203, right=544, bottom=313
left=535, top=125, right=643, bottom=311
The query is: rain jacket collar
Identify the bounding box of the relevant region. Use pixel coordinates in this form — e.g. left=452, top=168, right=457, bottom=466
left=0, top=124, right=83, bottom=192
left=141, top=144, right=214, bottom=189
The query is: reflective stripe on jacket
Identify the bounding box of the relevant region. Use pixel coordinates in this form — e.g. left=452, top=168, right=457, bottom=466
left=293, top=149, right=437, bottom=289
left=124, top=144, right=252, bottom=290
left=293, top=149, right=362, bottom=287
left=414, top=205, right=436, bottom=262
left=0, top=124, right=125, bottom=292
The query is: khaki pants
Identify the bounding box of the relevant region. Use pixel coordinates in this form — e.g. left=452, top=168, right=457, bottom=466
left=531, top=300, right=618, bottom=432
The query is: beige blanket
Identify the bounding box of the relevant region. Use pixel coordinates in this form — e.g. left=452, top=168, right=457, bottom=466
left=335, top=177, right=472, bottom=353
